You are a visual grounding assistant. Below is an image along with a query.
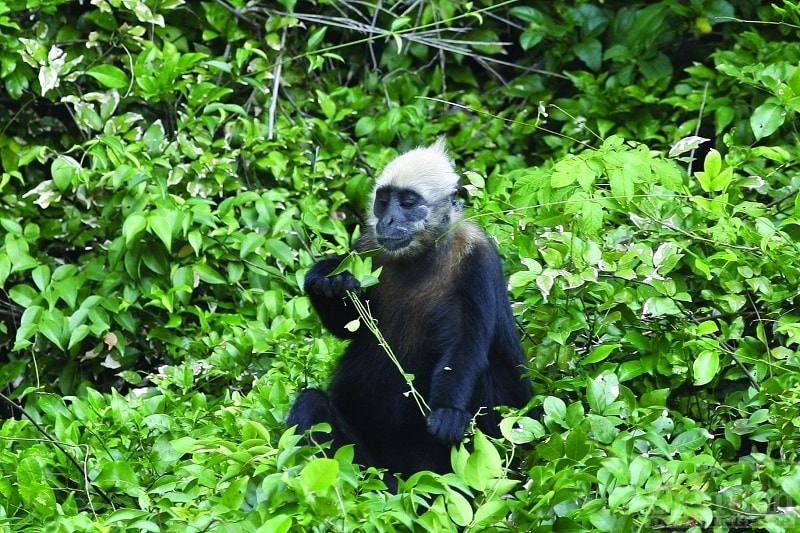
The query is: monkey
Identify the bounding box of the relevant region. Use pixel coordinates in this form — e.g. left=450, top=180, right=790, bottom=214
left=287, top=138, right=532, bottom=483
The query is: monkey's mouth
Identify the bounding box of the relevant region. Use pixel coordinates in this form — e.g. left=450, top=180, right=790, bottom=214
left=377, top=235, right=412, bottom=251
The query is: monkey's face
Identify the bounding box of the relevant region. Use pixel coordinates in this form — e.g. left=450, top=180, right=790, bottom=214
left=372, top=186, right=431, bottom=254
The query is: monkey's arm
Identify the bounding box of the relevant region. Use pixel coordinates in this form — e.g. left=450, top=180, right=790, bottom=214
left=305, top=255, right=362, bottom=338
left=425, top=248, right=501, bottom=444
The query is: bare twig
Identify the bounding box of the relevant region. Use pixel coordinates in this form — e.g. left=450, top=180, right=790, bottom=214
left=268, top=27, right=287, bottom=141
left=688, top=81, right=710, bottom=176
left=346, top=292, right=430, bottom=416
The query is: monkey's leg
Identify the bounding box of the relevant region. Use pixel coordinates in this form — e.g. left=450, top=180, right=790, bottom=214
left=287, top=388, right=379, bottom=466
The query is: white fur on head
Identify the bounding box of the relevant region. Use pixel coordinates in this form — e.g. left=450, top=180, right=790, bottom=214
left=373, top=137, right=459, bottom=201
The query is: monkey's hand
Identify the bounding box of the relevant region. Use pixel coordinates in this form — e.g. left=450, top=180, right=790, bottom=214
left=426, top=407, right=471, bottom=445
left=305, top=263, right=362, bottom=299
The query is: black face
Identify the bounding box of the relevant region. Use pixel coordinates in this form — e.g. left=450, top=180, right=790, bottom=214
left=373, top=186, right=428, bottom=251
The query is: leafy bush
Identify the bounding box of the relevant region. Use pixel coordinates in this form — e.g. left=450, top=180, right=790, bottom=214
left=2, top=0, right=800, bottom=530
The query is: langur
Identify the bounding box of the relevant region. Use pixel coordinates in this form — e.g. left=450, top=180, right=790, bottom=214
left=288, top=138, right=532, bottom=481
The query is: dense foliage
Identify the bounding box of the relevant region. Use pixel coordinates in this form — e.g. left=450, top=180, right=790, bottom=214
left=1, top=0, right=800, bottom=530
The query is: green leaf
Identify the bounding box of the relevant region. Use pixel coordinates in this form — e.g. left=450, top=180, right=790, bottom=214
left=188, top=230, right=203, bottom=255
left=580, top=200, right=604, bottom=234
left=299, top=457, right=339, bottom=492
left=17, top=456, right=56, bottom=517
left=51, top=155, right=79, bottom=191
left=194, top=263, right=226, bottom=284
left=587, top=372, right=619, bottom=414
left=0, top=217, right=22, bottom=234
left=607, top=164, right=636, bottom=203
left=508, top=270, right=537, bottom=289
left=643, top=296, right=682, bottom=317
left=316, top=89, right=336, bottom=120
left=629, top=456, right=653, bottom=487
left=148, top=213, right=176, bottom=252
left=143, top=120, right=165, bottom=151
left=265, top=238, right=294, bottom=265
left=710, top=167, right=734, bottom=192
left=696, top=320, right=719, bottom=336
left=220, top=476, right=249, bottom=510
left=40, top=312, right=67, bottom=350
left=582, top=343, right=620, bottom=365
left=445, top=489, right=474, bottom=527
left=261, top=516, right=292, bottom=533
left=307, top=26, right=327, bottom=50
left=543, top=396, right=567, bottom=424
left=468, top=430, right=504, bottom=480
left=169, top=437, right=200, bottom=454
left=640, top=389, right=670, bottom=408
left=56, top=274, right=81, bottom=309
left=390, top=16, right=411, bottom=32
left=500, top=416, right=544, bottom=444
left=5, top=235, right=37, bottom=272
left=239, top=233, right=265, bottom=259
left=0, top=360, right=26, bottom=388
left=551, top=155, right=583, bottom=188
left=671, top=428, right=710, bottom=453
left=93, top=460, right=141, bottom=495
left=520, top=28, right=544, bottom=50
left=564, top=425, right=590, bottom=460
left=0, top=253, right=10, bottom=286
left=587, top=414, right=618, bottom=444
left=105, top=509, right=157, bottom=528
left=574, top=38, right=602, bottom=71
left=600, top=457, right=631, bottom=485
left=355, top=116, right=375, bottom=136
left=123, top=213, right=148, bottom=245
left=693, top=350, right=719, bottom=386
left=472, top=500, right=511, bottom=530
left=31, top=265, right=50, bottom=291
left=750, top=101, right=785, bottom=140
left=778, top=466, right=800, bottom=504
left=703, top=148, right=722, bottom=178
left=86, top=64, right=130, bottom=89
left=9, top=284, right=38, bottom=307
left=694, top=171, right=712, bottom=193
left=509, top=6, right=544, bottom=23
left=639, top=52, right=673, bottom=79
left=68, top=324, right=91, bottom=350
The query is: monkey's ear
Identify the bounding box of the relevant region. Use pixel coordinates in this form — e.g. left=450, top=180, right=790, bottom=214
left=451, top=188, right=464, bottom=208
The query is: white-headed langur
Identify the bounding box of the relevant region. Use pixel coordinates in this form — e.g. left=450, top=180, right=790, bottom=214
left=288, top=138, right=532, bottom=484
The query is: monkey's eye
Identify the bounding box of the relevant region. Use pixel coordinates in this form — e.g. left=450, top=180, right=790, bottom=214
left=375, top=191, right=390, bottom=209
left=399, top=192, right=421, bottom=208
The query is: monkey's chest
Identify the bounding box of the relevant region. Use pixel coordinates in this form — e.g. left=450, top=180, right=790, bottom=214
left=368, top=269, right=455, bottom=343
left=369, top=295, right=448, bottom=361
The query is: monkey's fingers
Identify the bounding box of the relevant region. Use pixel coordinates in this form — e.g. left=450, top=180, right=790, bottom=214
left=426, top=407, right=470, bottom=445
left=326, top=273, right=361, bottom=298
left=340, top=274, right=362, bottom=296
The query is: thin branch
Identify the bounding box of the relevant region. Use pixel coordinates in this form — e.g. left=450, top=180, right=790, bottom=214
left=268, top=27, right=287, bottom=141
left=688, top=81, right=710, bottom=176
left=283, top=0, right=563, bottom=80
left=0, top=391, right=114, bottom=507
